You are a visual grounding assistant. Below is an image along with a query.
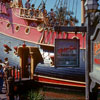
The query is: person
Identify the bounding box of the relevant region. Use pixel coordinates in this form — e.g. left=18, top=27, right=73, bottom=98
left=0, top=59, right=5, bottom=66
left=40, top=3, right=47, bottom=17
left=48, top=8, right=56, bottom=26
left=25, top=0, right=30, bottom=9
left=4, top=57, right=9, bottom=73
left=0, top=65, right=4, bottom=94
left=4, top=58, right=10, bottom=88
left=25, top=0, right=30, bottom=17
left=48, top=8, right=56, bottom=20
left=30, top=4, right=35, bottom=18
left=0, top=59, right=5, bottom=71
left=31, top=4, right=35, bottom=9
left=4, top=57, right=9, bottom=66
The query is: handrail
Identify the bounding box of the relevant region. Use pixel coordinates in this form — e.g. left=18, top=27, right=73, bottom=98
left=20, top=8, right=44, bottom=20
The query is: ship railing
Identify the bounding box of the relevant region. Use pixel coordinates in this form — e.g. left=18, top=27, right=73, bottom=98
left=5, top=65, right=34, bottom=81
left=20, top=8, right=44, bottom=20
left=5, top=66, right=22, bottom=81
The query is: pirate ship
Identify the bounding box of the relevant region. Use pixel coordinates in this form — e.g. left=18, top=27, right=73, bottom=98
left=0, top=0, right=86, bottom=87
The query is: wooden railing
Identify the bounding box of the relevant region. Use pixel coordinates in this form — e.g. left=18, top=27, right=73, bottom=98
left=20, top=8, right=44, bottom=19
left=5, top=66, right=22, bottom=81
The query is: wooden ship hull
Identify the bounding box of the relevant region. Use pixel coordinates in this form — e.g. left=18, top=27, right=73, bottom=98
left=0, top=0, right=86, bottom=88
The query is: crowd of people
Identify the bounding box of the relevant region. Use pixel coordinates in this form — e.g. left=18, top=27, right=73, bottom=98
left=24, top=0, right=56, bottom=26
left=0, top=58, right=9, bottom=94
left=0, top=0, right=57, bottom=26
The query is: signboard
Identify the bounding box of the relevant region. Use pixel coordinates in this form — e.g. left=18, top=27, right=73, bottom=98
left=93, top=42, right=100, bottom=66
left=55, top=39, right=80, bottom=67
left=89, top=24, right=100, bottom=84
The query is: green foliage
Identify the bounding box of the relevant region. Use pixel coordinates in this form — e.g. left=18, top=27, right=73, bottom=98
left=27, top=89, right=44, bottom=100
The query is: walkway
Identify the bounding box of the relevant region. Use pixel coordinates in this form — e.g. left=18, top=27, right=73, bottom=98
left=0, top=82, right=7, bottom=100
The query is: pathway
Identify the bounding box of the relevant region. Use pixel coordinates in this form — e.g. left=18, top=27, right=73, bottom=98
left=0, top=82, right=7, bottom=100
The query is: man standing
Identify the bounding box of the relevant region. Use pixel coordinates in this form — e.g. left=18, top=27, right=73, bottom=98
left=4, top=57, right=9, bottom=66
left=25, top=0, right=30, bottom=9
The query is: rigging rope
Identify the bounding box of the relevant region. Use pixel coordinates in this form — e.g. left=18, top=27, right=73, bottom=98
left=44, top=0, right=47, bottom=4
left=53, top=0, right=58, bottom=10
left=37, top=0, right=44, bottom=9
left=72, top=0, right=75, bottom=14
left=34, top=0, right=37, bottom=4
left=63, top=0, right=68, bottom=25
left=75, top=0, right=78, bottom=20
left=56, top=0, right=61, bottom=10
left=68, top=0, right=70, bottom=9
left=64, top=0, right=67, bottom=8
left=67, top=0, right=70, bottom=16
left=60, top=0, right=63, bottom=7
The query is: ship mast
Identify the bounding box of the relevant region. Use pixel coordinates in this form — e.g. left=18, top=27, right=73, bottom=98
left=81, top=0, right=85, bottom=25
left=54, top=0, right=79, bottom=26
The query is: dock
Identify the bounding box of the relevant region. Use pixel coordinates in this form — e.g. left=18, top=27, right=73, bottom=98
left=0, top=82, right=7, bottom=100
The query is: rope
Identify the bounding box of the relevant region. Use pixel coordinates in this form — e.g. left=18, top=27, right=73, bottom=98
left=34, top=0, right=37, bottom=4
left=60, top=0, right=63, bottom=7
left=37, top=0, right=44, bottom=9
left=53, top=0, right=58, bottom=10
left=72, top=0, right=75, bottom=13
left=64, top=0, right=67, bottom=8
left=64, top=0, right=68, bottom=16
left=75, top=0, right=78, bottom=20
left=68, top=0, right=70, bottom=13
left=44, top=0, right=47, bottom=4
left=62, top=0, right=68, bottom=25
left=56, top=0, right=61, bottom=10
left=30, top=0, right=32, bottom=3
left=66, top=0, right=70, bottom=19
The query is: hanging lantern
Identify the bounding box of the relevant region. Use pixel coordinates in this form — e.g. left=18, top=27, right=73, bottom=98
left=85, top=0, right=99, bottom=13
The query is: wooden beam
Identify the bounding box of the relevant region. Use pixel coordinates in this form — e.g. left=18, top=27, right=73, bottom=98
left=54, top=26, right=87, bottom=32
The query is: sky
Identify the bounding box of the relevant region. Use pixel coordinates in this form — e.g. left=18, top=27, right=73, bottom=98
left=22, top=0, right=100, bottom=26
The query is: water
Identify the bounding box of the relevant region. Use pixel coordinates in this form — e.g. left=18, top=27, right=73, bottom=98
left=42, top=86, right=85, bottom=100
left=5, top=84, right=100, bottom=100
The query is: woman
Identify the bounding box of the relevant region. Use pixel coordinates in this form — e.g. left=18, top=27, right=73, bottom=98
left=4, top=57, right=9, bottom=66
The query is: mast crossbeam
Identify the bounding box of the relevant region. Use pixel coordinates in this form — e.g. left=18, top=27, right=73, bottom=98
left=54, top=26, right=87, bottom=32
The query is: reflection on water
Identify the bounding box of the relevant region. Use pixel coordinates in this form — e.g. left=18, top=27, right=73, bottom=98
left=15, top=85, right=100, bottom=100
left=42, top=86, right=85, bottom=100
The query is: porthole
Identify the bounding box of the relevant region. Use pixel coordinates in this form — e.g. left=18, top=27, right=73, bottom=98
left=6, top=22, right=11, bottom=29
left=25, top=27, right=30, bottom=34
left=15, top=25, right=20, bottom=32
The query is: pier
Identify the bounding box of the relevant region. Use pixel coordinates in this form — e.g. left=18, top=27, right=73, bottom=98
left=0, top=82, right=7, bottom=100
left=0, top=46, right=43, bottom=99
left=0, top=45, right=86, bottom=100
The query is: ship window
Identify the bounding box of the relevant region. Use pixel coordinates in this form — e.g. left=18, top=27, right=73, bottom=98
left=15, top=25, right=20, bottom=32
left=25, top=27, right=30, bottom=34
left=6, top=22, right=11, bottom=29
